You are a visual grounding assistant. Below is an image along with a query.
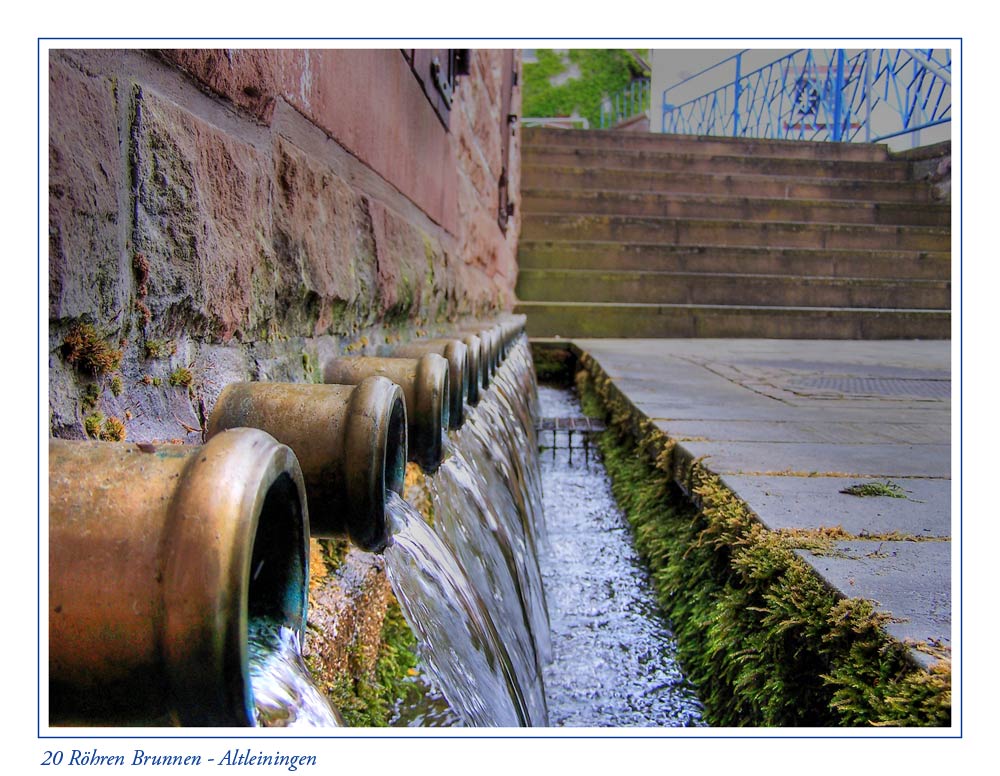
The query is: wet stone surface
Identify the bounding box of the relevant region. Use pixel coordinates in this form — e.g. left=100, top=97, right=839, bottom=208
left=536, top=386, right=703, bottom=727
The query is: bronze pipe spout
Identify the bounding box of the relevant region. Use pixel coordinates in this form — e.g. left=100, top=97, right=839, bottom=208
left=454, top=327, right=494, bottom=391
left=460, top=323, right=503, bottom=374
left=391, top=339, right=469, bottom=429
left=459, top=334, right=483, bottom=403
left=48, top=428, right=309, bottom=726
left=498, top=314, right=527, bottom=351
left=323, top=354, right=449, bottom=473
left=207, top=376, right=407, bottom=552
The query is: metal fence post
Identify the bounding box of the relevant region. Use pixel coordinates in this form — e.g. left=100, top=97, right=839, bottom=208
left=865, top=49, right=874, bottom=142
left=832, top=49, right=846, bottom=142
left=732, top=52, right=742, bottom=137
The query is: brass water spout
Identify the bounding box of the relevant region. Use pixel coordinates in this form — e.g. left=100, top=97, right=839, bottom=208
left=392, top=339, right=469, bottom=429
left=454, top=327, right=495, bottom=390
left=323, top=354, right=449, bottom=473
left=208, top=376, right=407, bottom=552
left=498, top=314, right=527, bottom=351
left=459, top=333, right=484, bottom=403
left=48, top=428, right=309, bottom=726
left=461, top=323, right=504, bottom=374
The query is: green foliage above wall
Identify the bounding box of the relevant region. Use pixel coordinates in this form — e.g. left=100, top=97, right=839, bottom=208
left=522, top=49, right=649, bottom=128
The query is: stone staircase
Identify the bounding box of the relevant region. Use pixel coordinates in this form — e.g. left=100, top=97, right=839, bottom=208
left=515, top=127, right=951, bottom=339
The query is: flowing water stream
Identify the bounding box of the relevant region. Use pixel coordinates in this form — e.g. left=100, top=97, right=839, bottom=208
left=248, top=335, right=702, bottom=728
left=248, top=618, right=345, bottom=727
left=535, top=385, right=704, bottom=727
left=385, top=336, right=702, bottom=727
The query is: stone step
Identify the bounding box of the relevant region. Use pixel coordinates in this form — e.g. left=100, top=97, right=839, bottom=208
left=522, top=164, right=934, bottom=204
left=515, top=301, right=951, bottom=340
left=524, top=145, right=911, bottom=182
left=521, top=188, right=950, bottom=227
left=515, top=268, right=951, bottom=310
left=523, top=126, right=892, bottom=163
left=523, top=213, right=951, bottom=252
left=518, top=241, right=951, bottom=281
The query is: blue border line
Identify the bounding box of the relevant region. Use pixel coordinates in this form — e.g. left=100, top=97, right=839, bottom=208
left=38, top=37, right=962, bottom=742
left=37, top=34, right=43, bottom=742
left=38, top=36, right=963, bottom=41
left=957, top=35, right=963, bottom=743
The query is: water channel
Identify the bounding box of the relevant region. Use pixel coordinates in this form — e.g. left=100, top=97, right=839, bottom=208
left=535, top=385, right=703, bottom=727
left=383, top=338, right=703, bottom=727
left=246, top=337, right=703, bottom=727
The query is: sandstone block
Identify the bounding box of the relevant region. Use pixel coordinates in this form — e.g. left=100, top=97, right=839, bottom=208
left=134, top=89, right=275, bottom=342
left=272, top=137, right=380, bottom=335
left=48, top=54, right=127, bottom=323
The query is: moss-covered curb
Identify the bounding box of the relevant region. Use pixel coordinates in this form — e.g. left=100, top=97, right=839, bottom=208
left=573, top=352, right=951, bottom=727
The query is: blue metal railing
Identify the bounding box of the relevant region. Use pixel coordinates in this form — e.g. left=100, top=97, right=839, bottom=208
left=661, top=49, right=951, bottom=145
left=600, top=78, right=650, bottom=129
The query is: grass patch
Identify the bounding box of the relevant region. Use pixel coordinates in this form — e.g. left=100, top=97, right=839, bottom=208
left=144, top=339, right=176, bottom=359
left=575, top=355, right=950, bottom=727
left=168, top=366, right=194, bottom=389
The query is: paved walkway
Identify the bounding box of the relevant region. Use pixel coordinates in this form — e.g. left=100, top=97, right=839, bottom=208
left=571, top=338, right=952, bottom=668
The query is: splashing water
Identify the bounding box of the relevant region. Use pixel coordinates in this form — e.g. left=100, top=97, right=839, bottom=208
left=247, top=618, right=345, bottom=727
left=383, top=491, right=530, bottom=727
left=429, top=442, right=549, bottom=725
left=423, top=336, right=552, bottom=725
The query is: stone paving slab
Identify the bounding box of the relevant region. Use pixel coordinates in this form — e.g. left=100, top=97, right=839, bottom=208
left=661, top=419, right=950, bottom=445
left=675, top=440, right=951, bottom=478
left=796, top=541, right=952, bottom=669
left=571, top=338, right=952, bottom=668
left=719, top=474, right=951, bottom=538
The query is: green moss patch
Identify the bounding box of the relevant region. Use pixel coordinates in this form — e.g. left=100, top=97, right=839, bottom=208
left=840, top=481, right=908, bottom=499
left=575, top=354, right=950, bottom=727
left=321, top=597, right=419, bottom=727
left=62, top=322, right=122, bottom=376
left=530, top=343, right=576, bottom=385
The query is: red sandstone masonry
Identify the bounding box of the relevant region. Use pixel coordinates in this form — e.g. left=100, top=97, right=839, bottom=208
left=49, top=57, right=128, bottom=323
left=164, top=49, right=459, bottom=234
left=134, top=90, right=276, bottom=342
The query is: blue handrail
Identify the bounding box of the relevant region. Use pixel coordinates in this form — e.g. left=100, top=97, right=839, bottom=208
left=661, top=49, right=951, bottom=145
left=600, top=78, right=651, bottom=129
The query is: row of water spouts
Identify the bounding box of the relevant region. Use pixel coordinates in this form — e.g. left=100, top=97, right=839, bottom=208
left=48, top=314, right=546, bottom=727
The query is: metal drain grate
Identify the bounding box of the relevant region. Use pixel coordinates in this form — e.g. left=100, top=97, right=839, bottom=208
left=536, top=417, right=607, bottom=433
left=536, top=417, right=606, bottom=464
left=790, top=376, right=950, bottom=399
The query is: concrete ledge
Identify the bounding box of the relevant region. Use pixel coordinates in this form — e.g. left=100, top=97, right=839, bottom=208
left=562, top=338, right=952, bottom=674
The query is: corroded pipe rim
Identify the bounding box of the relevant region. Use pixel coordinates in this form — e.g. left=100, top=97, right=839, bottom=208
left=460, top=333, right=483, bottom=404
left=343, top=376, right=407, bottom=552
left=393, top=340, right=468, bottom=429
left=414, top=354, right=450, bottom=471
left=322, top=355, right=449, bottom=474
left=163, top=428, right=309, bottom=726
left=207, top=379, right=407, bottom=552
left=456, top=325, right=498, bottom=380
left=48, top=429, right=309, bottom=726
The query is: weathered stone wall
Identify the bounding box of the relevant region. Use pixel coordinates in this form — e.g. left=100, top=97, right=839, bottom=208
left=894, top=140, right=951, bottom=202
left=48, top=47, right=521, bottom=721
left=49, top=48, right=521, bottom=445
